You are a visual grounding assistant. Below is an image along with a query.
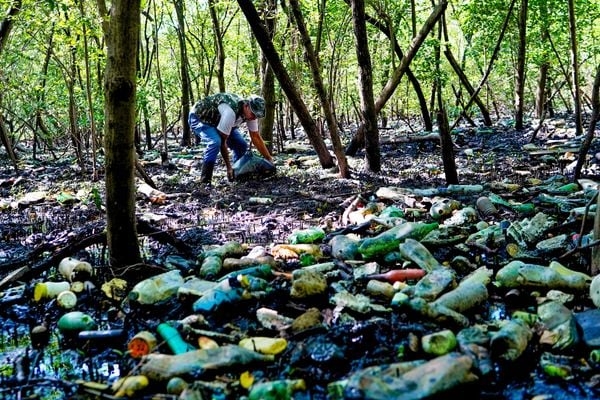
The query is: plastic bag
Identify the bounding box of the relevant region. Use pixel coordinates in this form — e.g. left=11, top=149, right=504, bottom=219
left=232, top=150, right=276, bottom=181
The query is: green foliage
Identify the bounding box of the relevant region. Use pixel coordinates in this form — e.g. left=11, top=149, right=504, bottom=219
left=0, top=0, right=598, bottom=154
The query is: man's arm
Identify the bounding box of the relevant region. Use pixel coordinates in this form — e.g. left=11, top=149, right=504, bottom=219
left=249, top=130, right=274, bottom=163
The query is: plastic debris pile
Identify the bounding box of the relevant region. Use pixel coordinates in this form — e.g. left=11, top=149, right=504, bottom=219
left=3, top=175, right=600, bottom=399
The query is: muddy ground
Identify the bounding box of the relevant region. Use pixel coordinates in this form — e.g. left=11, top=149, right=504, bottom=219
left=1, top=115, right=600, bottom=399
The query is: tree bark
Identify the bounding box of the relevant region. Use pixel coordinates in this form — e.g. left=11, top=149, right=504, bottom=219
left=0, top=0, right=21, bottom=171
left=209, top=0, right=226, bottom=92
left=437, top=87, right=458, bottom=184
left=573, top=64, right=600, bottom=181
left=173, top=0, right=192, bottom=147
left=350, top=0, right=379, bottom=172
left=289, top=0, right=350, bottom=178
left=98, top=0, right=142, bottom=268
left=236, top=0, right=334, bottom=169
left=346, top=1, right=447, bottom=156
left=259, top=0, right=277, bottom=155
left=534, top=0, right=550, bottom=120
left=514, top=0, right=528, bottom=130
left=360, top=4, right=433, bottom=131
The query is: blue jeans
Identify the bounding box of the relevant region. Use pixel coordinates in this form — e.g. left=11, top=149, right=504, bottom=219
left=188, top=112, right=248, bottom=164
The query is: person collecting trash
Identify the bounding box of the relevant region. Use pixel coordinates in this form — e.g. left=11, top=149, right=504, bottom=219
left=188, top=93, right=275, bottom=186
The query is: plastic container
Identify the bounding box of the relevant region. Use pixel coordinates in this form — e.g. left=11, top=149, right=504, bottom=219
left=58, top=257, right=94, bottom=282
left=34, top=281, right=71, bottom=302
left=128, top=330, right=158, bottom=358
left=156, top=323, right=195, bottom=355
left=56, top=290, right=78, bottom=309
left=129, top=270, right=184, bottom=305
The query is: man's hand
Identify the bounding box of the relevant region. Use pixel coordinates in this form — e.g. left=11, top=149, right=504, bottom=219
left=227, top=167, right=235, bottom=181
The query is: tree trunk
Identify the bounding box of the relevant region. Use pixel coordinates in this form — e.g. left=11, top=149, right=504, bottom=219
left=78, top=0, right=99, bottom=180
left=350, top=0, right=379, bottom=172
left=0, top=0, right=22, bottom=171
left=67, top=41, right=83, bottom=168
left=567, top=0, right=583, bottom=135
left=236, top=0, right=334, bottom=169
left=346, top=1, right=447, bottom=156
left=289, top=0, right=350, bottom=178
left=438, top=84, right=458, bottom=184
left=514, top=0, right=528, bottom=130
left=209, top=0, right=226, bottom=92
left=98, top=0, right=142, bottom=268
left=573, top=64, right=600, bottom=182
left=259, top=0, right=277, bottom=155
left=450, top=0, right=516, bottom=131
left=360, top=4, right=433, bottom=131
left=442, top=15, right=492, bottom=127
left=173, top=0, right=192, bottom=147
left=534, top=0, right=550, bottom=120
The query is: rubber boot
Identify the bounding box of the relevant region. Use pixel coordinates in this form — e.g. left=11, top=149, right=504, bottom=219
left=200, top=162, right=215, bottom=186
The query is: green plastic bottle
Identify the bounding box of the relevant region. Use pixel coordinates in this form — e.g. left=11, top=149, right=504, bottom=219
left=288, top=227, right=326, bottom=244
left=358, top=221, right=439, bottom=259
left=156, top=323, right=195, bottom=355
left=248, top=379, right=306, bottom=400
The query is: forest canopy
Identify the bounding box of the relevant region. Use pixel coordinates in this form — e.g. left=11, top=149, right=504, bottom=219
left=0, top=0, right=598, bottom=162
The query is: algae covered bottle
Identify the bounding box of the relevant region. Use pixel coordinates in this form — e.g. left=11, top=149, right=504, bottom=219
left=357, top=221, right=439, bottom=259
left=128, top=269, right=184, bottom=305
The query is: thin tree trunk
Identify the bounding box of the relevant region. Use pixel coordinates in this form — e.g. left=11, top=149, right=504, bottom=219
left=567, top=0, right=583, bottom=135
left=209, top=0, right=226, bottom=92
left=360, top=5, right=433, bottom=131
left=289, top=0, right=350, bottom=178
left=67, top=42, right=83, bottom=168
left=79, top=0, right=99, bottom=181
left=98, top=0, right=142, bottom=268
left=174, top=0, right=192, bottom=147
left=450, top=0, right=516, bottom=131
left=573, top=64, right=600, bottom=181
left=350, top=0, right=379, bottom=172
left=534, top=0, right=550, bottom=119
left=442, top=15, right=492, bottom=127
left=438, top=91, right=458, bottom=184
left=514, top=0, right=528, bottom=130
left=152, top=0, right=168, bottom=157
left=346, top=1, right=446, bottom=156
left=236, top=0, right=334, bottom=169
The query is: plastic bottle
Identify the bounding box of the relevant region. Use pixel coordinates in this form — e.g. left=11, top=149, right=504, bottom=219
left=192, top=278, right=250, bottom=314
left=248, top=379, right=306, bottom=400
left=156, top=323, right=196, bottom=355
left=34, top=281, right=71, bottom=302
left=128, top=269, right=184, bottom=305
left=446, top=184, right=484, bottom=194
left=363, top=268, right=426, bottom=283
left=398, top=238, right=443, bottom=272
left=357, top=221, right=439, bottom=259
left=198, top=255, right=223, bottom=280
left=288, top=227, right=326, bottom=244
left=128, top=330, right=158, bottom=358
left=57, top=311, right=97, bottom=332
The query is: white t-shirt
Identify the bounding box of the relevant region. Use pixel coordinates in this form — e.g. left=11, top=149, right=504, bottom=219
left=216, top=103, right=258, bottom=136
